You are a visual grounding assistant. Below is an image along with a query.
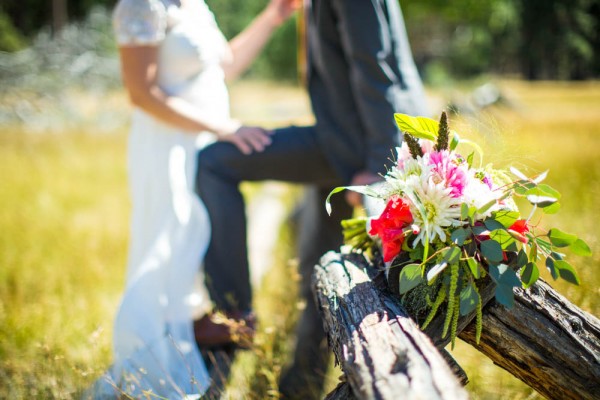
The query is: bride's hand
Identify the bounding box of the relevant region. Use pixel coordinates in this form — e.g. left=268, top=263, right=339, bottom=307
left=266, top=0, right=301, bottom=26
left=219, top=125, right=273, bottom=155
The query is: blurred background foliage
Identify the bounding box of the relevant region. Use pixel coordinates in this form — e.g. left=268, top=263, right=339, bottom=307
left=1, top=0, right=599, bottom=83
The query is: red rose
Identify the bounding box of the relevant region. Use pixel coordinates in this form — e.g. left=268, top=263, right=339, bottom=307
left=369, top=195, right=414, bottom=262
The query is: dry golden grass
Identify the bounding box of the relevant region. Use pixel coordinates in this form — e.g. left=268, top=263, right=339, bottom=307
left=0, top=80, right=598, bottom=399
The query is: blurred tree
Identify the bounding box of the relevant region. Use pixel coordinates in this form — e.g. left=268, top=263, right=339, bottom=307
left=0, top=0, right=597, bottom=80
left=204, top=0, right=298, bottom=81
left=0, top=11, right=26, bottom=51
left=517, top=0, right=598, bottom=80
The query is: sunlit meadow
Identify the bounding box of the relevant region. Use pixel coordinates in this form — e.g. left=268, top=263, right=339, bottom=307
left=0, top=80, right=598, bottom=399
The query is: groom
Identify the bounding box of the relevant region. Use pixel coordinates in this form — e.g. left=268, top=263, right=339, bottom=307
left=196, top=0, right=428, bottom=397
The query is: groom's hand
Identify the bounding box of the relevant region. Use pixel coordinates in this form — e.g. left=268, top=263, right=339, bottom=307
left=346, top=171, right=382, bottom=208
left=220, top=125, right=273, bottom=155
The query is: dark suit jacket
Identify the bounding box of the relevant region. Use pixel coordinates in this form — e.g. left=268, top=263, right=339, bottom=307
left=306, top=0, right=428, bottom=184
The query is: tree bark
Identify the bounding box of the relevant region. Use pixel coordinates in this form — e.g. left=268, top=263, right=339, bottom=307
left=459, top=280, right=600, bottom=400
left=51, top=0, right=68, bottom=36
left=313, top=251, right=468, bottom=400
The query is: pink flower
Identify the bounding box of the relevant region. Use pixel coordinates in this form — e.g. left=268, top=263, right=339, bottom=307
left=429, top=151, right=468, bottom=197
left=369, top=195, right=414, bottom=262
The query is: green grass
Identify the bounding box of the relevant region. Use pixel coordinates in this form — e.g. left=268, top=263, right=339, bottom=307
left=0, top=80, right=599, bottom=399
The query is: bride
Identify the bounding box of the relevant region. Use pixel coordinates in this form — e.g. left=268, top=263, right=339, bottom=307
left=89, top=0, right=298, bottom=398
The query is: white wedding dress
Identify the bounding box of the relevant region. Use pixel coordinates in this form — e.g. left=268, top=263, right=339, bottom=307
left=88, top=0, right=231, bottom=398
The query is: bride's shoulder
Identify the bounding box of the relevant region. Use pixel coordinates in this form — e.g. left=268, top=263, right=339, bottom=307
left=113, top=0, right=169, bottom=46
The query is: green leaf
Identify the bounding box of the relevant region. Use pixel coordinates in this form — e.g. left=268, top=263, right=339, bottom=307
left=554, top=260, right=580, bottom=285
left=484, top=219, right=505, bottom=231
left=466, top=152, right=474, bottom=168
left=493, top=210, right=520, bottom=229
left=529, top=242, right=538, bottom=261
left=466, top=257, right=481, bottom=279
left=394, top=113, right=438, bottom=141
left=443, top=247, right=462, bottom=264
left=570, top=238, right=592, bottom=257
left=480, top=240, right=504, bottom=263
left=533, top=170, right=549, bottom=184
left=528, top=183, right=561, bottom=200
left=548, top=228, right=578, bottom=247
left=509, top=166, right=528, bottom=180
left=489, top=264, right=521, bottom=286
left=489, top=264, right=521, bottom=308
left=542, top=202, right=561, bottom=214
left=526, top=195, right=558, bottom=208
left=325, top=185, right=381, bottom=215
left=521, top=262, right=539, bottom=289
left=461, top=203, right=470, bottom=220
left=514, top=180, right=536, bottom=196
left=459, top=283, right=479, bottom=316
left=495, top=283, right=516, bottom=308
left=516, top=249, right=529, bottom=269
left=545, top=257, right=559, bottom=280
left=490, top=229, right=516, bottom=250
left=399, top=263, right=423, bottom=294
left=451, top=228, right=469, bottom=246
left=477, top=198, right=498, bottom=216
left=450, top=132, right=460, bottom=151
left=426, top=262, right=448, bottom=283
left=525, top=184, right=561, bottom=208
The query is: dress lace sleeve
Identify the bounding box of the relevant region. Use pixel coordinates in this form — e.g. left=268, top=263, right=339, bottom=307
left=113, top=0, right=168, bottom=46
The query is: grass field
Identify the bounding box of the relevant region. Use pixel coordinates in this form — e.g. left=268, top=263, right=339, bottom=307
left=0, top=80, right=598, bottom=399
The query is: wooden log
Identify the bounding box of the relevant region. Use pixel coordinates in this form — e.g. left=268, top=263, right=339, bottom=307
left=458, top=280, right=600, bottom=400
left=319, top=251, right=600, bottom=400
left=313, top=251, right=468, bottom=400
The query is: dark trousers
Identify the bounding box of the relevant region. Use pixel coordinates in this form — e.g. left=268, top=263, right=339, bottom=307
left=196, top=125, right=353, bottom=396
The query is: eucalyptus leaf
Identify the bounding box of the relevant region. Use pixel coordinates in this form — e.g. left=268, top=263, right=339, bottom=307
left=443, top=247, right=462, bottom=264
left=533, top=170, right=549, bottom=184
left=489, top=263, right=521, bottom=287
left=509, top=166, right=528, bottom=180
left=459, top=283, right=479, bottom=316
left=548, top=228, right=578, bottom=247
left=451, top=228, right=469, bottom=246
left=480, top=240, right=504, bottom=263
left=554, top=260, right=580, bottom=285
left=394, top=113, right=438, bottom=141
left=545, top=257, right=559, bottom=280
left=514, top=180, right=536, bottom=196
left=521, top=262, right=539, bottom=289
left=484, top=219, right=505, bottom=231
left=490, top=229, right=516, bottom=250
left=493, top=210, right=520, bottom=228
left=542, top=202, right=561, bottom=214
left=399, top=263, right=423, bottom=294
left=570, top=238, right=592, bottom=257
left=426, top=262, right=448, bottom=283
left=516, top=249, right=528, bottom=268
left=526, top=194, right=558, bottom=207
left=495, top=284, right=516, bottom=308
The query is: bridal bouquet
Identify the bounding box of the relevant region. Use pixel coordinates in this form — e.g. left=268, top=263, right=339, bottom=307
left=327, top=112, right=591, bottom=345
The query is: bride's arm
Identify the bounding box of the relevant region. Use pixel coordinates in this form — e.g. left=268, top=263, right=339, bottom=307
left=119, top=45, right=271, bottom=154
left=222, top=0, right=300, bottom=82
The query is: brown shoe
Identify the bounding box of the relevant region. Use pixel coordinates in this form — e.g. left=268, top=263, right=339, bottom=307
left=193, top=313, right=233, bottom=347
left=194, top=311, right=257, bottom=348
